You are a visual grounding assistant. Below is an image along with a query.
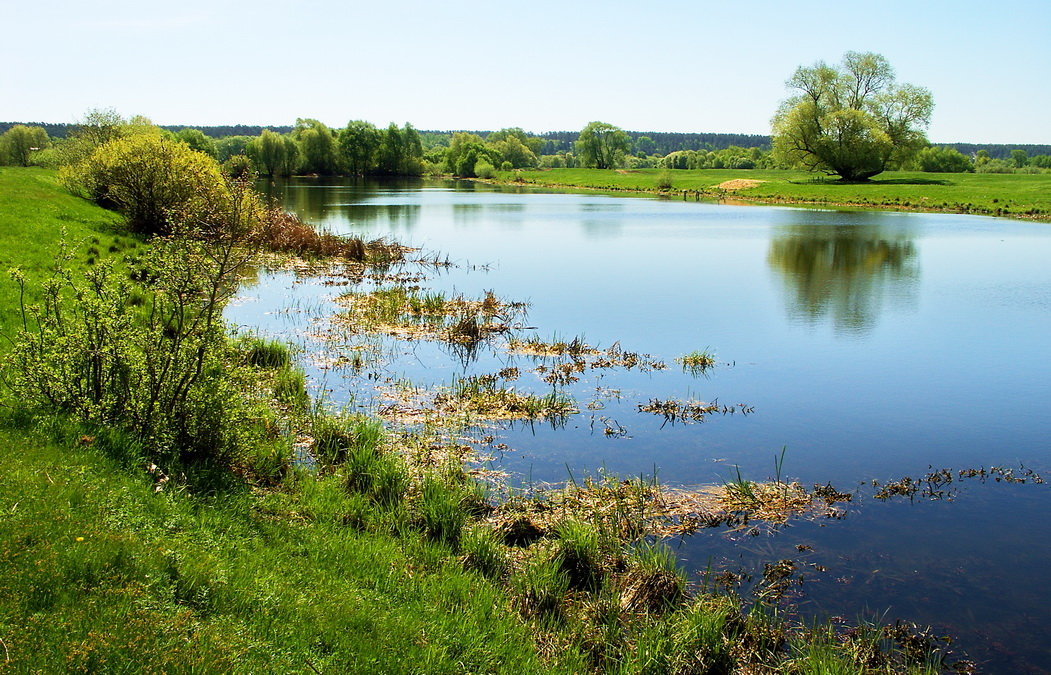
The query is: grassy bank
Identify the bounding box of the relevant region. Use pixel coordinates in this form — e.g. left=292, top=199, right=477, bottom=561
left=0, top=167, right=951, bottom=673
left=495, top=168, right=1051, bottom=221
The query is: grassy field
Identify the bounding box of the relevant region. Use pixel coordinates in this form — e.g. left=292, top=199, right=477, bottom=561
left=0, top=167, right=949, bottom=673
left=496, top=168, right=1051, bottom=221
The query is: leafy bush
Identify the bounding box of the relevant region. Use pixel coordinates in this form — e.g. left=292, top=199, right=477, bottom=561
left=61, top=133, right=231, bottom=235
left=4, top=189, right=262, bottom=466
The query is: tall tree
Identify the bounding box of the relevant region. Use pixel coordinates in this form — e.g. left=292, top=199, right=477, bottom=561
left=772, top=52, right=933, bottom=181
left=175, top=128, right=217, bottom=158
left=249, top=129, right=289, bottom=177
left=338, top=120, right=381, bottom=175
left=292, top=118, right=337, bottom=174
left=575, top=122, right=631, bottom=169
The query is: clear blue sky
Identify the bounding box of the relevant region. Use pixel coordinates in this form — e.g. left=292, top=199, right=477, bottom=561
left=3, top=0, right=1048, bottom=144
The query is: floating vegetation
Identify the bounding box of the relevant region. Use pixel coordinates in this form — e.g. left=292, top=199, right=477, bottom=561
left=507, top=335, right=599, bottom=358
left=638, top=397, right=754, bottom=424
left=490, top=470, right=852, bottom=543
left=872, top=464, right=1045, bottom=501
left=377, top=374, right=577, bottom=427
left=333, top=287, right=528, bottom=347
left=508, top=336, right=667, bottom=374
left=435, top=375, right=576, bottom=421
left=676, top=348, right=716, bottom=375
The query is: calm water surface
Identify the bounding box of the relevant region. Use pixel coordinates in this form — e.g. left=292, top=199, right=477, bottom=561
left=229, top=178, right=1051, bottom=672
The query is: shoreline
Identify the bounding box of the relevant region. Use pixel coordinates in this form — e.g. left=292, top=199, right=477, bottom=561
left=476, top=171, right=1051, bottom=223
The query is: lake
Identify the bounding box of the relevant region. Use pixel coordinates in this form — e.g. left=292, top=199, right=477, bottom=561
left=229, top=177, right=1051, bottom=672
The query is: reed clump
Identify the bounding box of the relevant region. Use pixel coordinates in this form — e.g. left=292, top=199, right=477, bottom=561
left=254, top=207, right=406, bottom=264
left=676, top=349, right=716, bottom=374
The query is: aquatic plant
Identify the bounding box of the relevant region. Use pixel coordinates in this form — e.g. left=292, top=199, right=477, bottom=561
left=676, top=348, right=716, bottom=374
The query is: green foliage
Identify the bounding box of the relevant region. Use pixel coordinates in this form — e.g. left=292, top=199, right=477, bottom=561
left=292, top=118, right=338, bottom=175
left=772, top=51, right=933, bottom=181
left=175, top=128, right=217, bottom=158
left=488, top=128, right=540, bottom=169
left=552, top=519, right=603, bottom=591
left=4, top=182, right=263, bottom=466
left=914, top=146, right=974, bottom=173
left=443, top=132, right=499, bottom=177
left=248, top=129, right=292, bottom=177
left=1011, top=148, right=1029, bottom=168
left=0, top=124, right=50, bottom=166
left=61, top=132, right=232, bottom=235
left=575, top=121, right=631, bottom=169
left=222, top=153, right=255, bottom=179
left=474, top=160, right=496, bottom=179
left=460, top=526, right=508, bottom=579
left=338, top=120, right=382, bottom=175
left=240, top=335, right=292, bottom=368
left=214, top=135, right=254, bottom=162
left=375, top=123, right=424, bottom=176
left=418, top=475, right=467, bottom=546
left=272, top=364, right=309, bottom=411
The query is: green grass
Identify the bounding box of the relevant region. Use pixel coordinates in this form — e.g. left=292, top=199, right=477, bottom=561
left=0, top=167, right=129, bottom=340
left=498, top=167, right=1051, bottom=221
left=0, top=418, right=569, bottom=672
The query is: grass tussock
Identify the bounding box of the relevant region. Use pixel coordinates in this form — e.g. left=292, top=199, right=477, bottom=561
left=677, top=348, right=716, bottom=374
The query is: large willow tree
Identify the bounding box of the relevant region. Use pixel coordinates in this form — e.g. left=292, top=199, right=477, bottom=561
left=772, top=52, right=933, bottom=181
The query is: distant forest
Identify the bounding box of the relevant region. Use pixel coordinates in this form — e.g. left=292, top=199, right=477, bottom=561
left=2, top=122, right=1048, bottom=160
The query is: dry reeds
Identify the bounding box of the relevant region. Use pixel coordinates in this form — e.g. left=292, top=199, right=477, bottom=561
left=253, top=207, right=406, bottom=263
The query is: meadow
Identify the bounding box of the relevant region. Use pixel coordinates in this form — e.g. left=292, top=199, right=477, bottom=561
left=498, top=168, right=1051, bottom=221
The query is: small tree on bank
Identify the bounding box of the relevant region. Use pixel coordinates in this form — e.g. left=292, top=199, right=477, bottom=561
left=772, top=52, right=933, bottom=181
left=0, top=125, right=50, bottom=166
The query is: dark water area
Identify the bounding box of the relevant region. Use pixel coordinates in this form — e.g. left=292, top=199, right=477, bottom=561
left=230, top=177, right=1051, bottom=672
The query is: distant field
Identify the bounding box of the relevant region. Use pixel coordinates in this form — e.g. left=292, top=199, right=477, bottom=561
left=498, top=168, right=1051, bottom=221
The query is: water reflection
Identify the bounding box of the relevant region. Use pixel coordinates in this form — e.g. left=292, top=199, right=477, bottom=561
left=767, top=216, right=919, bottom=333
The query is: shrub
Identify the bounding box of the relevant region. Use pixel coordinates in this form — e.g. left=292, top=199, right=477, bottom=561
left=61, top=133, right=231, bottom=235
left=474, top=160, right=496, bottom=179
left=6, top=230, right=258, bottom=466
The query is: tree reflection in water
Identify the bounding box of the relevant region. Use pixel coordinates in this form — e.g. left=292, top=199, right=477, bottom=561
left=767, top=218, right=918, bottom=333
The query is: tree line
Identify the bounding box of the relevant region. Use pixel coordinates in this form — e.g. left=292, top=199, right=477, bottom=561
left=3, top=104, right=1049, bottom=177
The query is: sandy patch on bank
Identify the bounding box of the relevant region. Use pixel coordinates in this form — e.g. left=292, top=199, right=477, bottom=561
left=715, top=179, right=765, bottom=191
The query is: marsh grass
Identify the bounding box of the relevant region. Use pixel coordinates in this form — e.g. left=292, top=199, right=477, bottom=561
left=335, top=287, right=526, bottom=347
left=676, top=348, right=716, bottom=374
left=239, top=335, right=292, bottom=368
left=432, top=375, right=576, bottom=421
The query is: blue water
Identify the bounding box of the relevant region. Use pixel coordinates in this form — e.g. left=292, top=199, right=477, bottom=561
left=229, top=177, right=1051, bottom=671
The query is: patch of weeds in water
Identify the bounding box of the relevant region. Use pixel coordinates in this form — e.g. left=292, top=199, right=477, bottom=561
left=638, top=397, right=754, bottom=424
left=676, top=348, right=716, bottom=375
left=433, top=375, right=576, bottom=422
left=871, top=463, right=1045, bottom=501
left=619, top=540, right=687, bottom=613
left=552, top=519, right=605, bottom=592
left=334, top=286, right=527, bottom=348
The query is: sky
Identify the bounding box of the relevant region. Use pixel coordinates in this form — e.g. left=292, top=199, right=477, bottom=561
left=2, top=0, right=1048, bottom=144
